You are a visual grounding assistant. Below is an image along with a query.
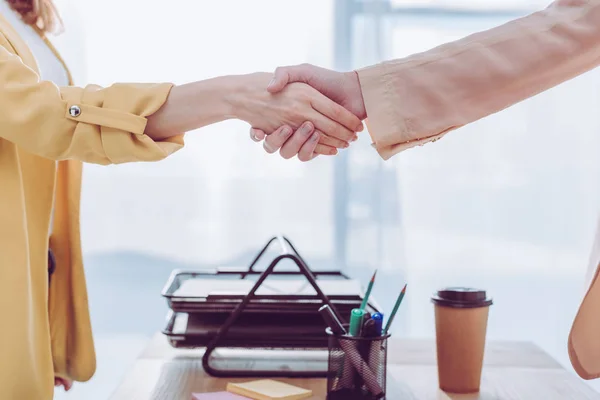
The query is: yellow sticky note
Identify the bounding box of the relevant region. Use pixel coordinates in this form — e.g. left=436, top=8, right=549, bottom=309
left=226, top=379, right=312, bottom=400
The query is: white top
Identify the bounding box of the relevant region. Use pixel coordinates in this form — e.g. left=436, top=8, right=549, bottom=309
left=0, top=0, right=85, bottom=236
left=0, top=1, right=69, bottom=85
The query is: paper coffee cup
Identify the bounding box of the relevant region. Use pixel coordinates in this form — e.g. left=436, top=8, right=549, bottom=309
left=432, top=287, right=493, bottom=393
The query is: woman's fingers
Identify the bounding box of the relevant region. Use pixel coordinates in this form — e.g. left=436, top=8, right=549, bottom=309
left=309, top=109, right=357, bottom=144
left=55, top=377, right=73, bottom=391
left=252, top=123, right=338, bottom=160
left=269, top=123, right=348, bottom=150
left=250, top=128, right=266, bottom=142
left=273, top=124, right=337, bottom=158
left=298, top=131, right=338, bottom=160
left=318, top=133, right=350, bottom=149
left=297, top=131, right=321, bottom=162
left=315, top=143, right=337, bottom=156
left=262, top=125, right=293, bottom=154
left=310, top=93, right=363, bottom=133
left=279, top=122, right=315, bottom=159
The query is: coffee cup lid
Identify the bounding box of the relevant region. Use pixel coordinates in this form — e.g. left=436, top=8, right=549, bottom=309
left=431, top=287, right=493, bottom=308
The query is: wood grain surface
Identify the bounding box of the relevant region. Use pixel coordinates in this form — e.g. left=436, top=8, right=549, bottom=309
left=109, top=333, right=599, bottom=400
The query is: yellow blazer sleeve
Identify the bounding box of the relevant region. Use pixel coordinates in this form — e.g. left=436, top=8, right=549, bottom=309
left=356, top=0, right=600, bottom=160
left=0, top=38, right=184, bottom=164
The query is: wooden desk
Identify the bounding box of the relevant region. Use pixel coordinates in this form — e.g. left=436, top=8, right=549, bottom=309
left=110, top=333, right=599, bottom=400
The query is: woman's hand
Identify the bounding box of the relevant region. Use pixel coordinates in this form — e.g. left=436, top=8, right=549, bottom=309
left=249, top=124, right=335, bottom=160
left=230, top=73, right=362, bottom=156
left=250, top=122, right=359, bottom=160
left=247, top=66, right=366, bottom=160
left=250, top=122, right=322, bottom=161
left=55, top=377, right=73, bottom=392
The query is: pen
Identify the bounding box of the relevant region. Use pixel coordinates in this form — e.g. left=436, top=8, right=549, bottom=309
left=357, top=317, right=372, bottom=390
left=318, top=305, right=347, bottom=335
left=319, top=305, right=354, bottom=388
left=371, top=312, right=384, bottom=335
left=383, top=284, right=407, bottom=334
left=360, top=270, right=377, bottom=310
left=365, top=316, right=381, bottom=381
left=362, top=311, right=372, bottom=326
left=367, top=314, right=385, bottom=384
left=349, top=308, right=367, bottom=336
left=362, top=318, right=378, bottom=337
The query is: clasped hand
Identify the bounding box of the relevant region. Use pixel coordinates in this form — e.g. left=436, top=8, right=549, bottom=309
left=247, top=66, right=366, bottom=161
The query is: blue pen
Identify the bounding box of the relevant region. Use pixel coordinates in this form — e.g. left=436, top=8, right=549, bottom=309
left=371, top=312, right=384, bottom=335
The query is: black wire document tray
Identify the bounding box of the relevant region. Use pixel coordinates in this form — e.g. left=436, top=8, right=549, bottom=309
left=160, top=235, right=380, bottom=378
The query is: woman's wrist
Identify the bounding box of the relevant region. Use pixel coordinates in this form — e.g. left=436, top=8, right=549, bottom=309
left=345, top=70, right=367, bottom=120
left=224, top=72, right=271, bottom=124
left=145, top=75, right=247, bottom=140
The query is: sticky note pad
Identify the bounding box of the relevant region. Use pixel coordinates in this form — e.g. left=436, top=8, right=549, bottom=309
left=226, top=380, right=312, bottom=400
left=192, top=392, right=251, bottom=400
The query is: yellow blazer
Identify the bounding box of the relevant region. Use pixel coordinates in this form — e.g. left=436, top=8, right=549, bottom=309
left=0, top=13, right=184, bottom=399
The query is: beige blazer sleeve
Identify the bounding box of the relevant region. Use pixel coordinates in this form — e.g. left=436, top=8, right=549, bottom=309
left=356, top=0, right=600, bottom=160
left=355, top=0, right=600, bottom=380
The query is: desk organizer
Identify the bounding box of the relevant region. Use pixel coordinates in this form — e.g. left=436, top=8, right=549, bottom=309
left=161, top=235, right=380, bottom=378
left=326, top=327, right=390, bottom=400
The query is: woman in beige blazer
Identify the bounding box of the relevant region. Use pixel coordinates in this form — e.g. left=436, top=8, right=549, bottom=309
left=0, top=1, right=364, bottom=398
left=254, top=0, right=600, bottom=381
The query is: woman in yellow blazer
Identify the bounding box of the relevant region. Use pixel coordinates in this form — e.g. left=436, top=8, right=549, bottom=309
left=0, top=1, right=363, bottom=398
left=255, top=0, right=600, bottom=382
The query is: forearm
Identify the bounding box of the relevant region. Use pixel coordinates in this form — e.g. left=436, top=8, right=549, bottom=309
left=357, top=0, right=600, bottom=159
left=145, top=76, right=240, bottom=140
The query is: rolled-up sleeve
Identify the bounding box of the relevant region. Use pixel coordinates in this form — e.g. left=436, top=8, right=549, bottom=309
left=0, top=39, right=184, bottom=164
left=356, top=0, right=600, bottom=160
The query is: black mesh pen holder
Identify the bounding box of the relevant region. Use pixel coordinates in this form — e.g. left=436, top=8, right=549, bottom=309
left=326, top=327, right=390, bottom=400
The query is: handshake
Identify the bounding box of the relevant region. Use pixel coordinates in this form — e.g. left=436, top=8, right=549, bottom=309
left=145, top=63, right=375, bottom=162
left=246, top=64, right=367, bottom=162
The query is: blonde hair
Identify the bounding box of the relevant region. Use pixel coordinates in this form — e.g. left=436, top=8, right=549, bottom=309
left=6, top=0, right=63, bottom=34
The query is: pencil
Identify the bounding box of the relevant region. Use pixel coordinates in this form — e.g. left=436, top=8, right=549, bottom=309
left=383, top=283, right=407, bottom=334
left=360, top=270, right=377, bottom=311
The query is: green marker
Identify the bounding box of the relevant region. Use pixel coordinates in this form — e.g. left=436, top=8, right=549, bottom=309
left=349, top=308, right=366, bottom=336
left=383, top=283, right=407, bottom=334
left=360, top=270, right=377, bottom=311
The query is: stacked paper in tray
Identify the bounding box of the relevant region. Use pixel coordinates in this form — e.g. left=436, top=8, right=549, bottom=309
left=164, top=273, right=381, bottom=349
left=172, top=278, right=367, bottom=313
